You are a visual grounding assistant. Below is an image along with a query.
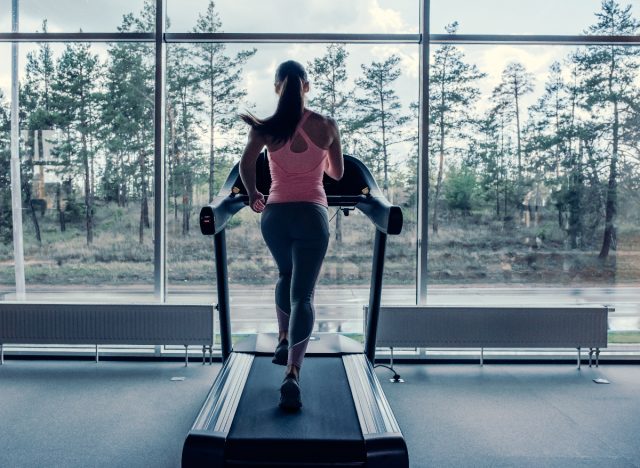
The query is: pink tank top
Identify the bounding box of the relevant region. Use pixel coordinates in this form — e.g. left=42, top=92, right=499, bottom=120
left=267, top=110, right=328, bottom=207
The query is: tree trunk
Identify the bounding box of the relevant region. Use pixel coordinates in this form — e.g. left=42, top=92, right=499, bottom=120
left=514, top=82, right=522, bottom=179
left=208, top=61, right=216, bottom=202
left=139, top=146, right=148, bottom=244
left=568, top=139, right=583, bottom=249
left=37, top=129, right=44, bottom=161
left=181, top=96, right=190, bottom=236
left=168, top=105, right=178, bottom=220
left=432, top=84, right=446, bottom=234
left=495, top=170, right=500, bottom=219
left=598, top=100, right=619, bottom=259
left=381, top=118, right=389, bottom=194
left=82, top=134, right=93, bottom=245
left=56, top=184, right=65, bottom=232
left=29, top=199, right=42, bottom=244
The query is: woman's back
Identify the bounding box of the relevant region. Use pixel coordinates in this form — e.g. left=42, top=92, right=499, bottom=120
left=266, top=110, right=332, bottom=207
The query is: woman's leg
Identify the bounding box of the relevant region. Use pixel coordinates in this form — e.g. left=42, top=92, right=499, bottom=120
left=261, top=206, right=293, bottom=338
left=287, top=205, right=330, bottom=370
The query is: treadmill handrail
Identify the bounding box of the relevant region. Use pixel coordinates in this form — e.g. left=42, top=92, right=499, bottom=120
left=199, top=153, right=403, bottom=236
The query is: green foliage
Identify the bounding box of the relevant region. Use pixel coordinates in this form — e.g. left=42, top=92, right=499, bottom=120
left=307, top=43, right=351, bottom=127
left=444, top=166, right=478, bottom=212
left=0, top=89, right=12, bottom=244
left=353, top=55, right=409, bottom=192
left=429, top=22, right=486, bottom=232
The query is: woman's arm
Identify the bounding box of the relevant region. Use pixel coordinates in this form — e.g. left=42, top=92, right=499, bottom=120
left=325, top=118, right=344, bottom=181
left=239, top=127, right=267, bottom=212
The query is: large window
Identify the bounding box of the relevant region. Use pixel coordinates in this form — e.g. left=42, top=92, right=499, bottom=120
left=166, top=0, right=419, bottom=34
left=0, top=44, right=13, bottom=297
left=1, top=0, right=149, bottom=32
left=431, top=0, right=640, bottom=35
left=164, top=41, right=418, bottom=334
left=1, top=0, right=639, bottom=349
left=426, top=2, right=640, bottom=346
left=3, top=41, right=156, bottom=301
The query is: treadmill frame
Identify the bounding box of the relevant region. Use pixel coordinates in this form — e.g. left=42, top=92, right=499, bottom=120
left=184, top=154, right=408, bottom=467
left=202, top=153, right=402, bottom=364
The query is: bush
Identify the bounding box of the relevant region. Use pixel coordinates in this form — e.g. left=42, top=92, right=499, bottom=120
left=444, top=166, right=478, bottom=213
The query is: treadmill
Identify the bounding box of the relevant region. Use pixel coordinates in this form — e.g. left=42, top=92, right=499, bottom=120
left=182, top=152, right=408, bottom=468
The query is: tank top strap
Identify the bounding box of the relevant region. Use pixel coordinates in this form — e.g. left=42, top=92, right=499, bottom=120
left=294, top=110, right=313, bottom=142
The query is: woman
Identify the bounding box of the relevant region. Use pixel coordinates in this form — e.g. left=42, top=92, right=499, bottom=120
left=239, top=60, right=344, bottom=411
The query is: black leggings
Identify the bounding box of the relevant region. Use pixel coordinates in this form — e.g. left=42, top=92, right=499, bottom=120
left=261, top=202, right=329, bottom=368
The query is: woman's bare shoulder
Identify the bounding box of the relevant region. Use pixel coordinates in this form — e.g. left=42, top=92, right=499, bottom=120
left=307, top=110, right=339, bottom=137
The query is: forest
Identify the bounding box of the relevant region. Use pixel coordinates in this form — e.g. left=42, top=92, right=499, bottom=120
left=0, top=0, right=639, bottom=290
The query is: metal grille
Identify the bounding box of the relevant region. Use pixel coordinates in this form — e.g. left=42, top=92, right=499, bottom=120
left=375, top=306, right=608, bottom=349
left=0, top=303, right=214, bottom=346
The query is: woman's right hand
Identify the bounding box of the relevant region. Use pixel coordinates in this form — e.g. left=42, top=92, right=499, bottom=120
left=249, top=190, right=265, bottom=213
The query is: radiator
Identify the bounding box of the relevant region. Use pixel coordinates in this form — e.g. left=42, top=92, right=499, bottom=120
left=374, top=306, right=608, bottom=349
left=0, top=302, right=214, bottom=346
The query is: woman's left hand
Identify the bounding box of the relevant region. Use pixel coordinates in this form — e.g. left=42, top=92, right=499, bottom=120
left=249, top=191, right=266, bottom=213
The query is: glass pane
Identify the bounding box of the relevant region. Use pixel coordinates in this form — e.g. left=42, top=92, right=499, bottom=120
left=167, top=0, right=419, bottom=34
left=165, top=43, right=419, bottom=337
left=4, top=0, right=150, bottom=33
left=426, top=41, right=640, bottom=343
left=3, top=41, right=156, bottom=301
left=0, top=44, right=14, bottom=296
left=0, top=0, right=10, bottom=32
left=431, top=0, right=640, bottom=36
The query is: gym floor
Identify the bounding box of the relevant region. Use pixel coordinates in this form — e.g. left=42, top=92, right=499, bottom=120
left=0, top=359, right=638, bottom=467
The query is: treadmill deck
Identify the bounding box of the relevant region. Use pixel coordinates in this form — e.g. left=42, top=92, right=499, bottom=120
left=227, top=356, right=365, bottom=465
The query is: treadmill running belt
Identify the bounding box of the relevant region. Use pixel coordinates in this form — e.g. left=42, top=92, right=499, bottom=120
left=226, top=356, right=365, bottom=465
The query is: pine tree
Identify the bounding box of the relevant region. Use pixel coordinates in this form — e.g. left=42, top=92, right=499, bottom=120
left=51, top=41, right=102, bottom=245
left=487, top=90, right=517, bottom=219
left=492, top=62, right=534, bottom=182
left=0, top=90, right=11, bottom=243
left=526, top=60, right=586, bottom=242
left=193, top=0, right=256, bottom=202
left=18, top=20, right=57, bottom=241
left=102, top=1, right=156, bottom=243
left=353, top=55, right=408, bottom=194
left=573, top=0, right=640, bottom=258
left=429, top=22, right=486, bottom=234
left=167, top=44, right=204, bottom=235
left=472, top=115, right=502, bottom=219
left=308, top=44, right=351, bottom=125
left=308, top=43, right=351, bottom=244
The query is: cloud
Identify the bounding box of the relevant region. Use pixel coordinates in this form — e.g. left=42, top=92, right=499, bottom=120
left=468, top=45, right=565, bottom=112
left=369, top=44, right=419, bottom=79
left=478, top=45, right=558, bottom=89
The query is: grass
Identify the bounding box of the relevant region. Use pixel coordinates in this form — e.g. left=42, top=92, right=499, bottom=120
left=608, top=331, right=640, bottom=344
left=0, top=200, right=638, bottom=288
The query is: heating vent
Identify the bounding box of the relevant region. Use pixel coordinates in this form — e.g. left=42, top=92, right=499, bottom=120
left=0, top=302, right=214, bottom=346
left=374, top=306, right=608, bottom=349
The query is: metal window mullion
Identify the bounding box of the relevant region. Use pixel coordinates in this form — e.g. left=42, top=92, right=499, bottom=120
left=153, top=0, right=167, bottom=303
left=10, top=0, right=25, bottom=300
left=164, top=32, right=421, bottom=44
left=1, top=33, right=638, bottom=47
left=417, top=0, right=430, bottom=305
left=430, top=34, right=640, bottom=46
left=0, top=32, right=154, bottom=42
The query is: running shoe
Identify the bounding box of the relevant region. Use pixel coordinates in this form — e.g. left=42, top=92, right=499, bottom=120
left=279, top=372, right=302, bottom=411
left=272, top=338, right=288, bottom=366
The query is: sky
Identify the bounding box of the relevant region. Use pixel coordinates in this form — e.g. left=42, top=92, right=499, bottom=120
left=1, top=0, right=639, bottom=138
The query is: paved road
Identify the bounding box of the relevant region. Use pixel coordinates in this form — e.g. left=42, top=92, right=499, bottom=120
left=3, top=285, right=638, bottom=333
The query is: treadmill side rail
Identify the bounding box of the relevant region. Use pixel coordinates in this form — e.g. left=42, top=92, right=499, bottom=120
left=343, top=354, right=409, bottom=468
left=182, top=353, right=254, bottom=467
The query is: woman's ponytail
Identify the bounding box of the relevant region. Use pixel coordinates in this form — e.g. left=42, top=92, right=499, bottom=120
left=241, top=60, right=307, bottom=143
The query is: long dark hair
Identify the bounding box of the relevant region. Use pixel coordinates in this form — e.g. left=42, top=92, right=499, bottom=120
left=241, top=60, right=308, bottom=143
